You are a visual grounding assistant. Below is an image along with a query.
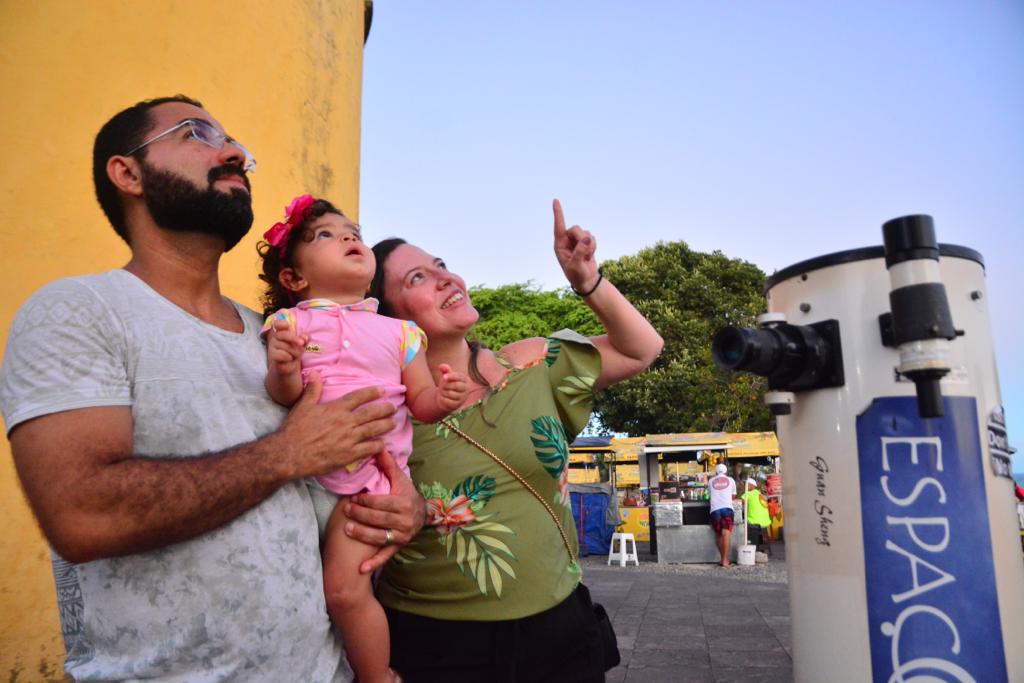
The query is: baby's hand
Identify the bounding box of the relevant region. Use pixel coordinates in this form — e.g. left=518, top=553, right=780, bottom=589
left=267, top=318, right=307, bottom=377
left=435, top=363, right=470, bottom=413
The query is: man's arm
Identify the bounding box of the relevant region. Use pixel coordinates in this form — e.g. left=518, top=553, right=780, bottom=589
left=11, top=377, right=395, bottom=564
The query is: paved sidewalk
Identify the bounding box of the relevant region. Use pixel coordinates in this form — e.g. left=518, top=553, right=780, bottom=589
left=583, top=545, right=793, bottom=683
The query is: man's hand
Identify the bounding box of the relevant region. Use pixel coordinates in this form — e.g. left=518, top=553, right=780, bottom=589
left=435, top=362, right=469, bottom=413
left=343, top=450, right=426, bottom=574
left=275, top=377, right=397, bottom=478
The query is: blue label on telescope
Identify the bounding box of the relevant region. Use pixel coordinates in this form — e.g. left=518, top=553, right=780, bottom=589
left=857, top=396, right=1006, bottom=683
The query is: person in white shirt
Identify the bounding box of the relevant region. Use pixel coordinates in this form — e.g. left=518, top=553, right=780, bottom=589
left=707, top=463, right=738, bottom=567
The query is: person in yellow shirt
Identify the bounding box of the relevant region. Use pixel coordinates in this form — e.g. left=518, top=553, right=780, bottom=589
left=743, top=477, right=772, bottom=554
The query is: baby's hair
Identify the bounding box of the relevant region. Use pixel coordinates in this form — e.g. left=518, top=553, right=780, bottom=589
left=257, top=198, right=346, bottom=318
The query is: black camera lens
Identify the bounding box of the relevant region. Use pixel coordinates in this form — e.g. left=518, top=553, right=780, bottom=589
left=712, top=321, right=844, bottom=392
left=712, top=327, right=747, bottom=366
left=712, top=326, right=789, bottom=376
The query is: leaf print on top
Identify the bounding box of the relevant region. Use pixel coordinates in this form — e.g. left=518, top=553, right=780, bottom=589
left=392, top=546, right=427, bottom=565
left=530, top=415, right=569, bottom=478
left=545, top=338, right=562, bottom=367
left=557, top=374, right=595, bottom=406
left=434, top=413, right=460, bottom=439
left=452, top=475, right=496, bottom=504
left=417, top=477, right=518, bottom=598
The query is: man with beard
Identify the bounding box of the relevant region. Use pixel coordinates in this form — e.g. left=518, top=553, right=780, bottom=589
left=0, top=96, right=424, bottom=682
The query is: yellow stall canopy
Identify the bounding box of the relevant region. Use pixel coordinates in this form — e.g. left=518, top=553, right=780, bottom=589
left=726, top=432, right=781, bottom=458
left=645, top=432, right=730, bottom=448
left=610, top=436, right=645, bottom=462
left=571, top=433, right=780, bottom=460
left=642, top=432, right=779, bottom=458
left=568, top=436, right=645, bottom=462
left=568, top=432, right=780, bottom=487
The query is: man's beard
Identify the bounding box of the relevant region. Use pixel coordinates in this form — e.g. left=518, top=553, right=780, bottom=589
left=140, top=161, right=254, bottom=251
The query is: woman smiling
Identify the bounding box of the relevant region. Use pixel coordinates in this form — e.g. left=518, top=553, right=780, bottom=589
left=364, top=200, right=662, bottom=682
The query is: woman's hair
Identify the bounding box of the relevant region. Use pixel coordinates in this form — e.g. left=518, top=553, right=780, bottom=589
left=368, top=237, right=407, bottom=317
left=370, top=237, right=496, bottom=422
left=256, top=198, right=345, bottom=318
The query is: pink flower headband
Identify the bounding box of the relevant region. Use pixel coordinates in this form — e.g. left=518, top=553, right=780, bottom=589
left=263, top=194, right=316, bottom=257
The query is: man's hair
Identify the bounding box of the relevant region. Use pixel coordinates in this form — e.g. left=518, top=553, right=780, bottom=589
left=92, top=95, right=204, bottom=244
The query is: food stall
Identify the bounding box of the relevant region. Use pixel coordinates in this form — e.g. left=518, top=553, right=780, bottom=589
left=569, top=432, right=782, bottom=561
left=639, top=432, right=780, bottom=564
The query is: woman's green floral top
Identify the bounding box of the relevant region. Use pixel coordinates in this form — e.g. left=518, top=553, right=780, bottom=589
left=377, top=330, right=600, bottom=621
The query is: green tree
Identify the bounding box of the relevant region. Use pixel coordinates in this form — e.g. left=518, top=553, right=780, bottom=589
left=467, top=241, right=774, bottom=436
left=596, top=241, right=773, bottom=435
left=468, top=283, right=601, bottom=347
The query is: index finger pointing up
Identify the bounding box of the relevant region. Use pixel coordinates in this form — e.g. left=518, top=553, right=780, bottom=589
left=553, top=198, right=566, bottom=241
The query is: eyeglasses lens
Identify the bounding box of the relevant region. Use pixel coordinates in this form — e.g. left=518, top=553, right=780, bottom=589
left=188, top=119, right=221, bottom=146
left=189, top=120, right=257, bottom=173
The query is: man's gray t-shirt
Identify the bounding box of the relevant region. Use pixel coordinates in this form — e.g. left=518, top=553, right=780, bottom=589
left=0, top=270, right=349, bottom=682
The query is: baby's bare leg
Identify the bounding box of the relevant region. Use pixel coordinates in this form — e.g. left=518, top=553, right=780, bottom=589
left=323, top=497, right=392, bottom=683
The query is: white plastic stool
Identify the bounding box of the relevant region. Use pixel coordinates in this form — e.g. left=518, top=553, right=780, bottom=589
left=607, top=532, right=639, bottom=567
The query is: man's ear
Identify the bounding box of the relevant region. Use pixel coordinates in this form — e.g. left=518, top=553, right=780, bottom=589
left=279, top=267, right=308, bottom=293
left=107, top=155, right=144, bottom=198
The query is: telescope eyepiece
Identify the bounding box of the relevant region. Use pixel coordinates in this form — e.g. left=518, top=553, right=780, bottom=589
left=882, top=214, right=938, bottom=267
left=882, top=213, right=954, bottom=418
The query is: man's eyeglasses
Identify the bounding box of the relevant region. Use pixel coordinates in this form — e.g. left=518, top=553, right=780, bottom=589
left=123, top=118, right=256, bottom=173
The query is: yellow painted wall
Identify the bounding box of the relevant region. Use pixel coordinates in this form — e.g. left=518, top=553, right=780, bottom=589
left=568, top=467, right=601, bottom=484
left=619, top=507, right=650, bottom=542
left=0, top=1, right=368, bottom=679
left=614, top=463, right=640, bottom=486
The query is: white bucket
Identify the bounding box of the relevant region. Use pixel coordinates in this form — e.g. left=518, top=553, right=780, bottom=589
left=737, top=544, right=756, bottom=566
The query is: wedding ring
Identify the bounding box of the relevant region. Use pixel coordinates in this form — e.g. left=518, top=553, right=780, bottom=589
left=384, top=528, right=394, bottom=546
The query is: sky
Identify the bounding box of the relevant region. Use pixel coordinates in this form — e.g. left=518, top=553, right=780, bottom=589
left=358, top=1, right=1024, bottom=473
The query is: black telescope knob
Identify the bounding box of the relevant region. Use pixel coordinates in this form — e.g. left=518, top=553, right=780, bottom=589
left=883, top=214, right=938, bottom=267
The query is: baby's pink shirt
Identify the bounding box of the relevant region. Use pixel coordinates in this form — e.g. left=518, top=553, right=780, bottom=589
left=262, top=298, right=424, bottom=495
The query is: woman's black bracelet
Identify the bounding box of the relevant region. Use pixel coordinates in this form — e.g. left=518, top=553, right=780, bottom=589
left=572, top=272, right=604, bottom=298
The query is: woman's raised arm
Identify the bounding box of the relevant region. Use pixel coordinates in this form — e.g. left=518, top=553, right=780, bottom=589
left=552, top=199, right=663, bottom=390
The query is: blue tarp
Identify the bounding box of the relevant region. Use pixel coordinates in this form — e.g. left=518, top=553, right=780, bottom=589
left=569, top=482, right=618, bottom=556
